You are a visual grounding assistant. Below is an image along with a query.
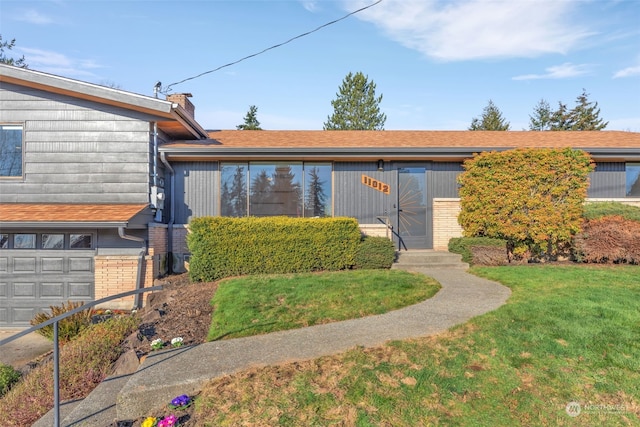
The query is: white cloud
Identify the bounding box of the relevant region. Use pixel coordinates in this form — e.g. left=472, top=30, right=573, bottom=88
left=613, top=65, right=640, bottom=78
left=512, top=63, right=592, bottom=81
left=300, top=1, right=319, bottom=12
left=14, top=8, right=53, bottom=25
left=345, top=0, right=593, bottom=61
left=20, top=47, right=101, bottom=78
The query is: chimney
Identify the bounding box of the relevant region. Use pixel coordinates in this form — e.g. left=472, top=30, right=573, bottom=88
left=166, top=93, right=195, bottom=119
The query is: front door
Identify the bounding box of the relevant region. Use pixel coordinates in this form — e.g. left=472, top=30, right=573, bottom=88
left=398, top=167, right=428, bottom=249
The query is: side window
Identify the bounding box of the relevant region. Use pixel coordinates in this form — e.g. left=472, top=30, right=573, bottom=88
left=0, top=234, right=8, bottom=249
left=0, top=124, right=23, bottom=177
left=627, top=163, right=640, bottom=197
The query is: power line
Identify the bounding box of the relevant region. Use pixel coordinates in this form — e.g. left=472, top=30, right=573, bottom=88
left=164, top=1, right=382, bottom=93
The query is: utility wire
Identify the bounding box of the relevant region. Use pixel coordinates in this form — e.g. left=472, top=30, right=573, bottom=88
left=164, top=0, right=382, bottom=93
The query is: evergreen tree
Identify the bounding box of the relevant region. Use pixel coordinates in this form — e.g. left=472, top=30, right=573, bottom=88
left=469, top=100, right=510, bottom=130
left=0, top=35, right=27, bottom=68
left=305, top=166, right=327, bottom=217
left=230, top=165, right=247, bottom=216
left=250, top=170, right=272, bottom=216
left=220, top=181, right=234, bottom=216
left=529, top=99, right=553, bottom=131
left=549, top=101, right=573, bottom=131
left=237, top=105, right=262, bottom=130
left=567, top=89, right=608, bottom=130
left=272, top=165, right=302, bottom=216
left=324, top=71, right=386, bottom=130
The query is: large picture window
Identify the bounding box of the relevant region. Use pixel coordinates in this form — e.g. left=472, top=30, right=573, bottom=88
left=0, top=124, right=23, bottom=177
left=627, top=163, right=640, bottom=197
left=220, top=162, right=332, bottom=217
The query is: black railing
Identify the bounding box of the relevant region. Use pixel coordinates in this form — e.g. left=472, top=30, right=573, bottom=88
left=376, top=216, right=407, bottom=251
left=0, top=285, right=163, bottom=427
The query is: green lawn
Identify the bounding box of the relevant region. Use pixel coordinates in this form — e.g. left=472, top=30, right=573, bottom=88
left=208, top=269, right=440, bottom=340
left=196, top=265, right=640, bottom=426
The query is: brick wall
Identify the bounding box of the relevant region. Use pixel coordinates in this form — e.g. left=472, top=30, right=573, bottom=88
left=359, top=224, right=390, bottom=239
left=94, top=254, right=154, bottom=310
left=148, top=223, right=168, bottom=277
left=433, top=198, right=463, bottom=250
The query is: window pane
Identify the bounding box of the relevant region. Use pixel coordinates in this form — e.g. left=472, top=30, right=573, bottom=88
left=250, top=163, right=302, bottom=217
left=627, top=163, right=640, bottom=197
left=42, top=234, right=64, bottom=249
left=14, top=234, right=35, bottom=249
left=220, top=163, right=248, bottom=216
left=0, top=125, right=23, bottom=177
left=0, top=234, right=8, bottom=249
left=70, top=234, right=92, bottom=249
left=304, top=163, right=332, bottom=217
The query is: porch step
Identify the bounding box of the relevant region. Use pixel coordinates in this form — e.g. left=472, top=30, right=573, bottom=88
left=391, top=250, right=469, bottom=270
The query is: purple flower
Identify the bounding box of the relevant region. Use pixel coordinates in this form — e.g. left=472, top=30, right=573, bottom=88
left=170, top=394, right=191, bottom=409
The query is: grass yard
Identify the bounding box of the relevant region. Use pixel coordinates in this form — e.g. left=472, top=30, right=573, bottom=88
left=195, top=265, right=640, bottom=426
left=208, top=269, right=440, bottom=340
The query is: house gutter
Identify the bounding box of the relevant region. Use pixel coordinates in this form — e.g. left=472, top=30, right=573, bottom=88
left=118, top=227, right=147, bottom=309
left=160, top=152, right=175, bottom=274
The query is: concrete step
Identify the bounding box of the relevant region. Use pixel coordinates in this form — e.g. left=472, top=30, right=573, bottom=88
left=392, top=250, right=469, bottom=270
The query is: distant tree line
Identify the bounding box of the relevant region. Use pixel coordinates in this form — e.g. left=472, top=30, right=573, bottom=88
left=470, top=90, right=608, bottom=131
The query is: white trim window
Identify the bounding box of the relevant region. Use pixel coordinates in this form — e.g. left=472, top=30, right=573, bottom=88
left=0, top=124, right=23, bottom=177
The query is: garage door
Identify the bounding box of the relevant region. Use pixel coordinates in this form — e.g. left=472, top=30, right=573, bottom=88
left=0, top=249, right=94, bottom=326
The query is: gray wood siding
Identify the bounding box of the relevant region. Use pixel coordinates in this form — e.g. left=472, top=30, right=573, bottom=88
left=588, top=162, right=625, bottom=198
left=173, top=162, right=218, bottom=224
left=430, top=162, right=463, bottom=198
left=0, top=82, right=156, bottom=204
left=334, top=162, right=396, bottom=224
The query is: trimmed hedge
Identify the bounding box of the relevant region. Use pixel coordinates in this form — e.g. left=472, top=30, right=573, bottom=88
left=354, top=236, right=396, bottom=269
left=448, top=236, right=506, bottom=264
left=188, top=216, right=362, bottom=281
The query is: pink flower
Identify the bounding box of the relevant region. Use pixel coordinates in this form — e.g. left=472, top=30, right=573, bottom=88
left=157, top=414, right=177, bottom=427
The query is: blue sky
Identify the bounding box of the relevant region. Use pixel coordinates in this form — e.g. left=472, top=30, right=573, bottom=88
left=2, top=0, right=639, bottom=131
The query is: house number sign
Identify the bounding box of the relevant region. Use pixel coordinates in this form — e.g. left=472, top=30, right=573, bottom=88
left=361, top=174, right=390, bottom=194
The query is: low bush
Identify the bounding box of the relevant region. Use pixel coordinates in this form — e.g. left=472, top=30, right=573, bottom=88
left=448, top=237, right=506, bottom=264
left=188, top=216, right=362, bottom=281
left=573, top=216, right=640, bottom=264
left=354, top=236, right=396, bottom=269
left=583, top=201, right=640, bottom=222
left=30, top=301, right=94, bottom=342
left=0, top=364, right=21, bottom=397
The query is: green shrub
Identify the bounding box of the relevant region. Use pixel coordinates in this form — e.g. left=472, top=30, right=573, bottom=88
left=30, top=301, right=94, bottom=342
left=188, top=216, right=362, bottom=281
left=583, top=201, right=640, bottom=222
left=448, top=237, right=506, bottom=264
left=354, top=236, right=396, bottom=269
left=0, top=364, right=21, bottom=397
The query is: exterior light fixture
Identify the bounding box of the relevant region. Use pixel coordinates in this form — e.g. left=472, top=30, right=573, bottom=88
left=377, top=159, right=384, bottom=171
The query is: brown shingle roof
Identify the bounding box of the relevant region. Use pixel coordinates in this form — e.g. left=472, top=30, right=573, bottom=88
left=0, top=204, right=148, bottom=224
left=166, top=130, right=640, bottom=149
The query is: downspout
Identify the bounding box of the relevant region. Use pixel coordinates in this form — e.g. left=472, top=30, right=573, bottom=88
left=152, top=122, right=162, bottom=223
left=160, top=152, right=175, bottom=274
left=118, top=227, right=147, bottom=309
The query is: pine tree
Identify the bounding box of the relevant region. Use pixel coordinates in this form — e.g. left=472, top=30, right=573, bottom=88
left=549, top=102, right=573, bottom=131
left=305, top=166, right=327, bottom=217
left=469, top=100, right=510, bottom=130
left=324, top=72, right=386, bottom=130
left=529, top=99, right=553, bottom=131
left=0, top=35, right=27, bottom=68
left=567, top=89, right=608, bottom=130
left=237, top=105, right=262, bottom=130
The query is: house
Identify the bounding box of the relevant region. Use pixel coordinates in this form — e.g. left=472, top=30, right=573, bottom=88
left=1, top=63, right=639, bottom=326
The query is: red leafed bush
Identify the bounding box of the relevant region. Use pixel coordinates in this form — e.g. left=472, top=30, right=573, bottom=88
left=573, top=216, right=640, bottom=264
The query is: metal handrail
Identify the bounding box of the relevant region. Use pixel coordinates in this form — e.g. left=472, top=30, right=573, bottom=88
left=376, top=216, right=407, bottom=251
left=0, top=285, right=163, bottom=427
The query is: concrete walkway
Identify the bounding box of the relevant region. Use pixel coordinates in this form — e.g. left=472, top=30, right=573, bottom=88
left=42, top=267, right=510, bottom=425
